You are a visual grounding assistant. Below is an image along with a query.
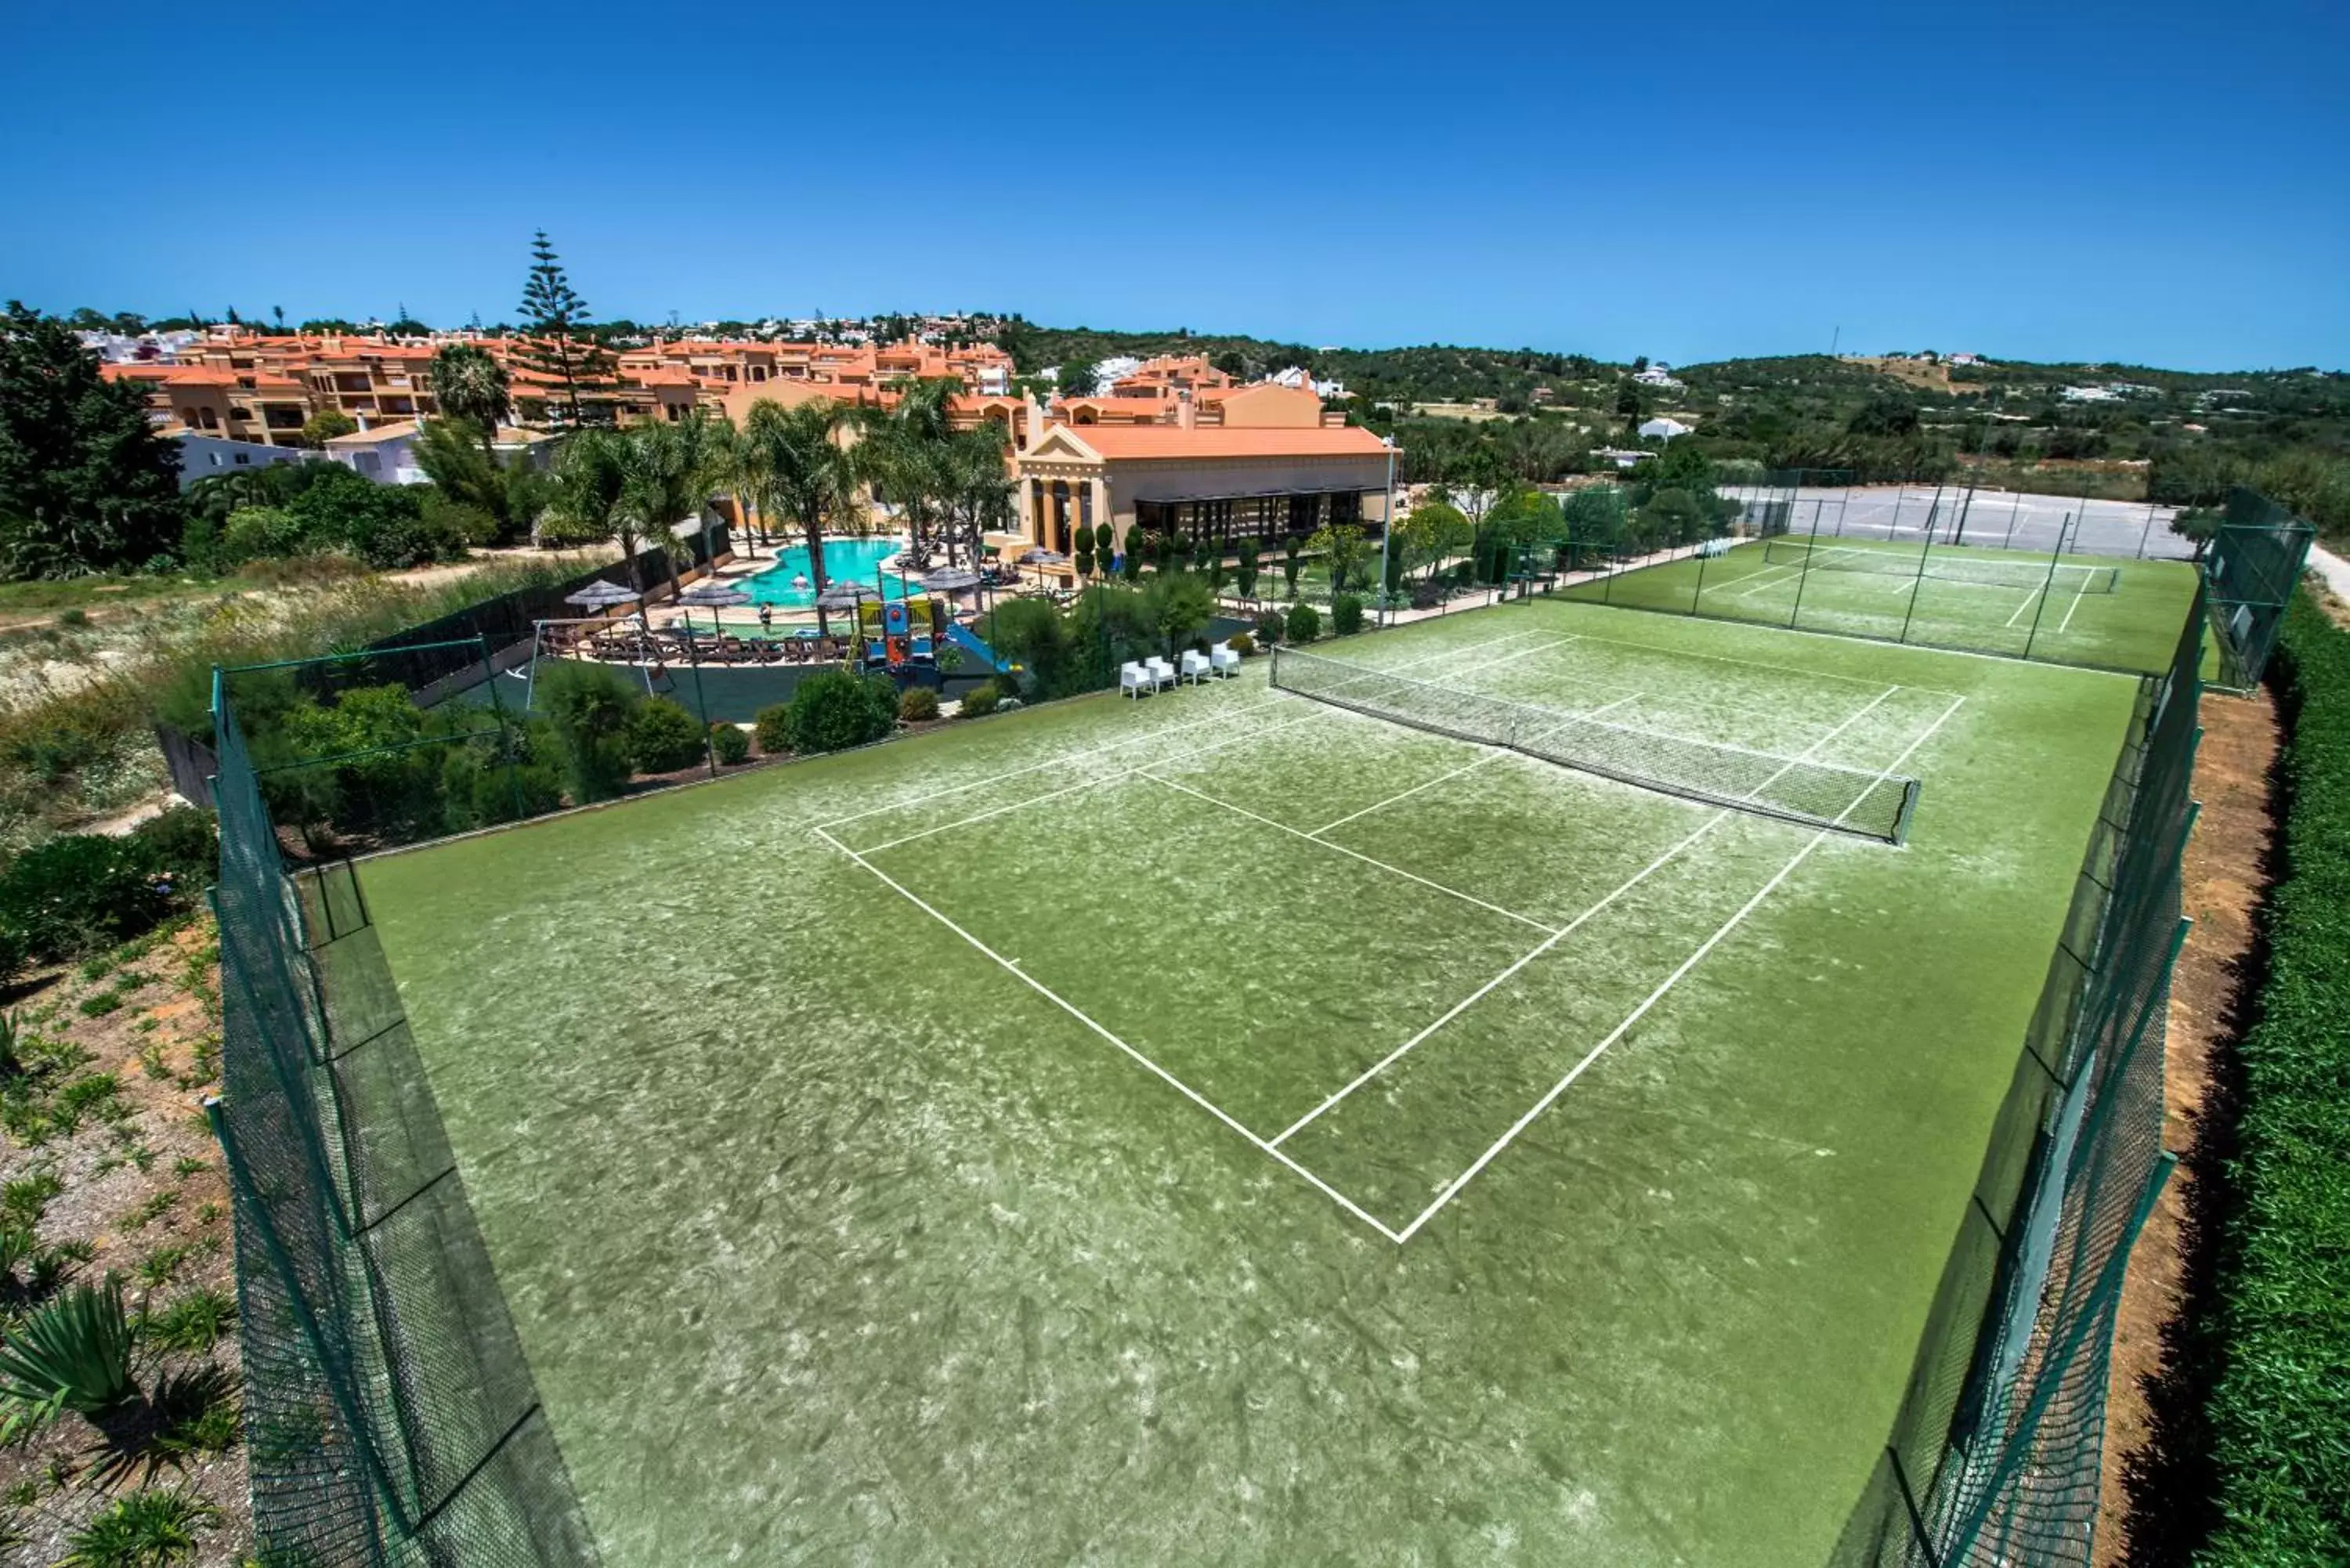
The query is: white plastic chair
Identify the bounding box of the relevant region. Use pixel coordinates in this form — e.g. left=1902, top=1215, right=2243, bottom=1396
left=1146, top=656, right=1177, bottom=691
left=1209, top=641, right=1240, bottom=678
left=1119, top=660, right=1153, bottom=699
left=1180, top=649, right=1212, bottom=685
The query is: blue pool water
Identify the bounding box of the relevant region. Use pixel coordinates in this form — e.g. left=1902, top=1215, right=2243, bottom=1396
left=740, top=537, right=913, bottom=607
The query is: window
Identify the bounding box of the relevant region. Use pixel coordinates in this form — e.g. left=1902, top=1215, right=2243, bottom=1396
left=233, top=453, right=248, bottom=465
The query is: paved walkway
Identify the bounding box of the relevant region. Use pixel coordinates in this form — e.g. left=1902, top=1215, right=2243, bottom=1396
left=2305, top=542, right=2350, bottom=602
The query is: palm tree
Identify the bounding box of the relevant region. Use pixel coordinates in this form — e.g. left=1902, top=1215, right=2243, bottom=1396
left=740, top=399, right=859, bottom=594
left=616, top=414, right=731, bottom=603
left=428, top=345, right=511, bottom=467
left=551, top=428, right=634, bottom=587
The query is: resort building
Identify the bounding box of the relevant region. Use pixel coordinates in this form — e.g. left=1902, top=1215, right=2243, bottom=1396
left=1012, top=422, right=1395, bottom=562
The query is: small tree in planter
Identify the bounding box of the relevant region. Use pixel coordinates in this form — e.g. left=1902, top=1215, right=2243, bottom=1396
left=1235, top=539, right=1260, bottom=602
left=1072, top=529, right=1095, bottom=580
left=1095, top=522, right=1115, bottom=572
left=1282, top=535, right=1303, bottom=598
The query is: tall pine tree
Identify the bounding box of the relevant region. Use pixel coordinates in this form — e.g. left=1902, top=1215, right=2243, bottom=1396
left=513, top=230, right=616, bottom=428
left=0, top=302, right=185, bottom=579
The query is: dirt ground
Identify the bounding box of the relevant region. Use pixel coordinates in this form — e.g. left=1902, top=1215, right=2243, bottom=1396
left=1, top=919, right=250, bottom=1566
left=2092, top=687, right=2280, bottom=1566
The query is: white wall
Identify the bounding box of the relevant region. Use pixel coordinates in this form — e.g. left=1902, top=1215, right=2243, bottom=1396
left=172, top=433, right=323, bottom=490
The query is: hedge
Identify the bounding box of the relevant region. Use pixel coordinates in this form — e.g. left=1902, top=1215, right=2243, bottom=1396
left=2199, top=589, right=2350, bottom=1564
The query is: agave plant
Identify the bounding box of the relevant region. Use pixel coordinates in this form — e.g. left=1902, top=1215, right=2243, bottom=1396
left=0, top=1281, right=136, bottom=1416
left=62, top=1487, right=219, bottom=1567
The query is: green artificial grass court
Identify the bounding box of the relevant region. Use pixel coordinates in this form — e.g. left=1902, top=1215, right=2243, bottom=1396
left=363, top=598, right=2143, bottom=1566
left=1562, top=534, right=2200, bottom=674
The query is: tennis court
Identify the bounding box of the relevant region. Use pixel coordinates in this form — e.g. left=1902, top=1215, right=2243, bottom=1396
left=1565, top=534, right=2200, bottom=672
left=362, top=598, right=2142, bottom=1566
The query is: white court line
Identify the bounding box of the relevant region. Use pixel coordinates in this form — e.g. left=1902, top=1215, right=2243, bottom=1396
left=1554, top=627, right=1964, bottom=697
left=1389, top=690, right=1965, bottom=1241
left=813, top=825, right=1405, bottom=1244
left=2056, top=571, right=2092, bottom=634
left=1305, top=695, right=1639, bottom=838
left=826, top=630, right=1568, bottom=839
left=1142, top=771, right=1558, bottom=935
left=852, top=706, right=1331, bottom=855
left=817, top=693, right=1294, bottom=832
left=1271, top=685, right=1900, bottom=1150
left=2004, top=585, right=2041, bottom=628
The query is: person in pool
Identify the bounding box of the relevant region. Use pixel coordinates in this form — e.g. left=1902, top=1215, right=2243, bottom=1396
left=791, top=573, right=811, bottom=592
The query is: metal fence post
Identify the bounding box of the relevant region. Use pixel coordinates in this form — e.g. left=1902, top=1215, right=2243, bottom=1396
left=2022, top=512, right=2073, bottom=661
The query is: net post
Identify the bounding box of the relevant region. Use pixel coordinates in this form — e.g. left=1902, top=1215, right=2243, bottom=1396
left=1893, top=778, right=1922, bottom=847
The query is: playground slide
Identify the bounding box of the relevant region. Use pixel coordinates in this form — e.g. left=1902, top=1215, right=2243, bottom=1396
left=942, top=622, right=1010, bottom=672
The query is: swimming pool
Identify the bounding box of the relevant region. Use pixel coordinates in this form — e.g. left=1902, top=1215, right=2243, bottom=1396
left=740, top=537, right=913, bottom=607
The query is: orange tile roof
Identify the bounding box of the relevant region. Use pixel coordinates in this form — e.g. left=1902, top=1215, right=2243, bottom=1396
left=1050, top=426, right=1390, bottom=461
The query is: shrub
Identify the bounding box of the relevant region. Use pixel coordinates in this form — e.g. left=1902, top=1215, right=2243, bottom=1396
left=1227, top=631, right=1256, bottom=657
left=957, top=681, right=1002, bottom=718
left=2195, top=591, right=2350, bottom=1566
left=624, top=697, right=707, bottom=774
left=898, top=685, right=941, bottom=722
left=1254, top=610, right=1287, bottom=648
left=0, top=1281, right=136, bottom=1415
left=1331, top=593, right=1365, bottom=636
left=534, top=661, right=639, bottom=804
left=129, top=808, right=215, bottom=890
left=0, top=836, right=174, bottom=968
left=1285, top=602, right=1321, bottom=644
left=753, top=703, right=793, bottom=756
left=783, top=671, right=899, bottom=754
left=709, top=723, right=750, bottom=766
left=61, top=1487, right=219, bottom=1568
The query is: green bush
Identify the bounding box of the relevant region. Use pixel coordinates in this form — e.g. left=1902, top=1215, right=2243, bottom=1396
left=1227, top=631, right=1256, bottom=657
left=1255, top=610, right=1286, bottom=648
left=753, top=703, right=793, bottom=756
left=898, top=685, right=941, bottom=722
left=129, top=808, right=215, bottom=889
left=783, top=670, right=899, bottom=754
left=534, top=661, right=640, bottom=804
left=624, top=697, right=707, bottom=774
left=957, top=681, right=1002, bottom=718
left=1331, top=593, right=1365, bottom=636
left=2196, top=591, right=2350, bottom=1566
left=709, top=723, right=750, bottom=765
left=1285, top=602, right=1321, bottom=644
left=0, top=836, right=175, bottom=969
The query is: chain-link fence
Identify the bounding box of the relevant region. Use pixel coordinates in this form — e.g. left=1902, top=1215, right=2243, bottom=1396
left=1554, top=468, right=2215, bottom=677
left=2204, top=486, right=2315, bottom=691
left=1831, top=580, right=2202, bottom=1568
left=208, top=661, right=601, bottom=1567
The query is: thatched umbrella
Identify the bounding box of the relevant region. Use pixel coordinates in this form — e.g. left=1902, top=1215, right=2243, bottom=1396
left=675, top=578, right=753, bottom=640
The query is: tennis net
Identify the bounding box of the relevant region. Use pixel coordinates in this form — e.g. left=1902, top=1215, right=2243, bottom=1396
left=1762, top=540, right=2120, bottom=594
left=1271, top=645, right=1921, bottom=844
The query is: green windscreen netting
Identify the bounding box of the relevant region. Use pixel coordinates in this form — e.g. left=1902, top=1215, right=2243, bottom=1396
left=209, top=659, right=600, bottom=1567
left=2204, top=486, right=2315, bottom=690
left=1831, top=580, right=2202, bottom=1566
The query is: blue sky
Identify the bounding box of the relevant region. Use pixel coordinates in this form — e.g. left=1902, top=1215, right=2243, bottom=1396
left=4, top=0, right=2343, bottom=370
